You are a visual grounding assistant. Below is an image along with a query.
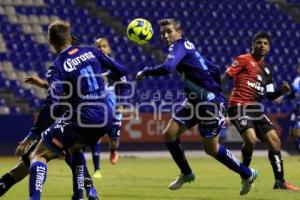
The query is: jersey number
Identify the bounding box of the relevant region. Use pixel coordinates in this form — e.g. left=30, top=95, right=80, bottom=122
left=195, top=51, right=208, bottom=71
left=80, top=65, right=99, bottom=92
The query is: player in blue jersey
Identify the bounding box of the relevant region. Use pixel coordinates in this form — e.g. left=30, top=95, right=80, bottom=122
left=289, top=64, right=300, bottom=154
left=0, top=40, right=99, bottom=200
left=87, top=37, right=125, bottom=178
left=136, top=18, right=257, bottom=195
left=26, top=20, right=127, bottom=200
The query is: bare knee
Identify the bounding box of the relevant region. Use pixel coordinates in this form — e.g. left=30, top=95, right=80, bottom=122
left=203, top=137, right=219, bottom=157
left=163, top=129, right=177, bottom=142
left=265, top=131, right=281, bottom=151
left=163, top=120, right=185, bottom=142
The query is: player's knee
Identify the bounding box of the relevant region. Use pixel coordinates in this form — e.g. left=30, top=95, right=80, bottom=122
left=163, top=129, right=176, bottom=142
left=204, top=147, right=217, bottom=157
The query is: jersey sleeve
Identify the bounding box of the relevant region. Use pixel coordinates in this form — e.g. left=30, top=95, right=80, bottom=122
left=225, top=56, right=248, bottom=78
left=142, top=41, right=187, bottom=76
left=93, top=48, right=128, bottom=78
left=47, top=64, right=68, bottom=102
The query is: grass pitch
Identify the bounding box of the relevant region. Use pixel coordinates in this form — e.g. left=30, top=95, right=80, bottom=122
left=0, top=155, right=299, bottom=200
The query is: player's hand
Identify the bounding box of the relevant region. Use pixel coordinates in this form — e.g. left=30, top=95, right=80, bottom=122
left=280, top=81, right=290, bottom=94
left=136, top=71, right=145, bottom=80
left=24, top=75, right=47, bottom=88
left=15, top=137, right=36, bottom=156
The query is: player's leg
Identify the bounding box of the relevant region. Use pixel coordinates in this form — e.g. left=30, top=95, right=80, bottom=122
left=264, top=129, right=299, bottom=190
left=291, top=128, right=300, bottom=153
left=109, top=121, right=121, bottom=165
left=91, top=141, right=101, bottom=178
left=67, top=144, right=89, bottom=200
left=0, top=161, right=28, bottom=196
left=28, top=140, right=57, bottom=200
left=0, top=139, right=39, bottom=196
left=202, top=134, right=258, bottom=195
left=240, top=128, right=257, bottom=167
left=228, top=106, right=257, bottom=167
left=65, top=150, right=99, bottom=199
left=163, top=119, right=195, bottom=190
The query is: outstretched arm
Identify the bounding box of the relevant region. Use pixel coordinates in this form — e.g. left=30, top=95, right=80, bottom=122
left=24, top=75, right=48, bottom=89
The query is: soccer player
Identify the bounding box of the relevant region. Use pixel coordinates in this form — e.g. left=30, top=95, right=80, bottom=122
left=26, top=20, right=127, bottom=200
left=87, top=37, right=124, bottom=178
left=136, top=18, right=257, bottom=195
left=288, top=64, right=300, bottom=153
left=0, top=43, right=99, bottom=200
left=223, top=31, right=299, bottom=190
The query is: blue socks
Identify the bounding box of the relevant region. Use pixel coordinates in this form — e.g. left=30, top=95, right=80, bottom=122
left=29, top=161, right=47, bottom=200
left=92, top=142, right=100, bottom=171
left=295, top=137, right=300, bottom=153
left=216, top=145, right=252, bottom=179
left=71, top=152, right=86, bottom=200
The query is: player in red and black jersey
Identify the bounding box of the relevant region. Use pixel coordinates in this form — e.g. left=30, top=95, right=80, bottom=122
left=223, top=31, right=299, bottom=190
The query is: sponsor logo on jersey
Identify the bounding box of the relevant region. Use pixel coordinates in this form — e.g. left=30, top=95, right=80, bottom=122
left=247, top=80, right=264, bottom=93
left=63, top=52, right=95, bottom=72
left=184, top=41, right=195, bottom=49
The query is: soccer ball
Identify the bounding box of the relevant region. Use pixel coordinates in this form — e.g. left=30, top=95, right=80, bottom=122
left=127, top=18, right=153, bottom=45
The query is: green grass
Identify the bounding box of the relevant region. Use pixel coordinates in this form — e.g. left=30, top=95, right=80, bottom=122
left=1, top=155, right=300, bottom=200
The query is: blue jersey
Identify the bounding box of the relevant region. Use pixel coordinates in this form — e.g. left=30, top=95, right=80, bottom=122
left=47, top=45, right=127, bottom=124
left=142, top=39, right=223, bottom=101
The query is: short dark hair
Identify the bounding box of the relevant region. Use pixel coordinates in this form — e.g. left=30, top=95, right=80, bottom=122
left=252, top=31, right=271, bottom=44
left=48, top=20, right=71, bottom=46
left=158, top=18, right=181, bottom=31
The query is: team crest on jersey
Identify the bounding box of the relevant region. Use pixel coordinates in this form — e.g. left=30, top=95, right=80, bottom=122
left=232, top=60, right=238, bottom=67
left=184, top=41, right=195, bottom=50
left=169, top=44, right=174, bottom=51
left=240, top=119, right=248, bottom=127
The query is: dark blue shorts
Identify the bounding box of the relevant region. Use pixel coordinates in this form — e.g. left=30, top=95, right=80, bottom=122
left=173, top=96, right=226, bottom=138
left=41, top=117, right=111, bottom=154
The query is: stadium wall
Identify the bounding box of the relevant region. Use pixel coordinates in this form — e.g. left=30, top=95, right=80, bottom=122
left=0, top=113, right=292, bottom=155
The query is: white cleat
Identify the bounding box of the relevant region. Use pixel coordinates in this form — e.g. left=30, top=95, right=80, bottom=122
left=240, top=168, right=258, bottom=195
left=168, top=173, right=195, bottom=190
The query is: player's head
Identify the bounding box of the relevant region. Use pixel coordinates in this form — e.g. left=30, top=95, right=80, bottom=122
left=95, top=37, right=112, bottom=56
left=48, top=20, right=72, bottom=52
left=158, top=18, right=182, bottom=46
left=251, top=31, right=270, bottom=58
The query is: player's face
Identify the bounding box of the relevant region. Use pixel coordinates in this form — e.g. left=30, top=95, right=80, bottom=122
left=95, top=40, right=112, bottom=55
left=252, top=38, right=270, bottom=57
left=160, top=24, right=182, bottom=46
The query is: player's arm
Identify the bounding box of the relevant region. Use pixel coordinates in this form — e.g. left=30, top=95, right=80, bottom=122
left=136, top=42, right=186, bottom=80
left=266, top=81, right=290, bottom=101
left=221, top=56, right=246, bottom=93
left=24, top=75, right=48, bottom=89
left=94, top=48, right=128, bottom=78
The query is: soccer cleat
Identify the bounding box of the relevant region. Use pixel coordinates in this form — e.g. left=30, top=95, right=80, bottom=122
left=273, top=180, right=300, bottom=190
left=86, top=187, right=99, bottom=200
left=110, top=150, right=119, bottom=165
left=240, top=168, right=258, bottom=195
left=93, top=170, right=102, bottom=179
left=168, top=173, right=195, bottom=190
